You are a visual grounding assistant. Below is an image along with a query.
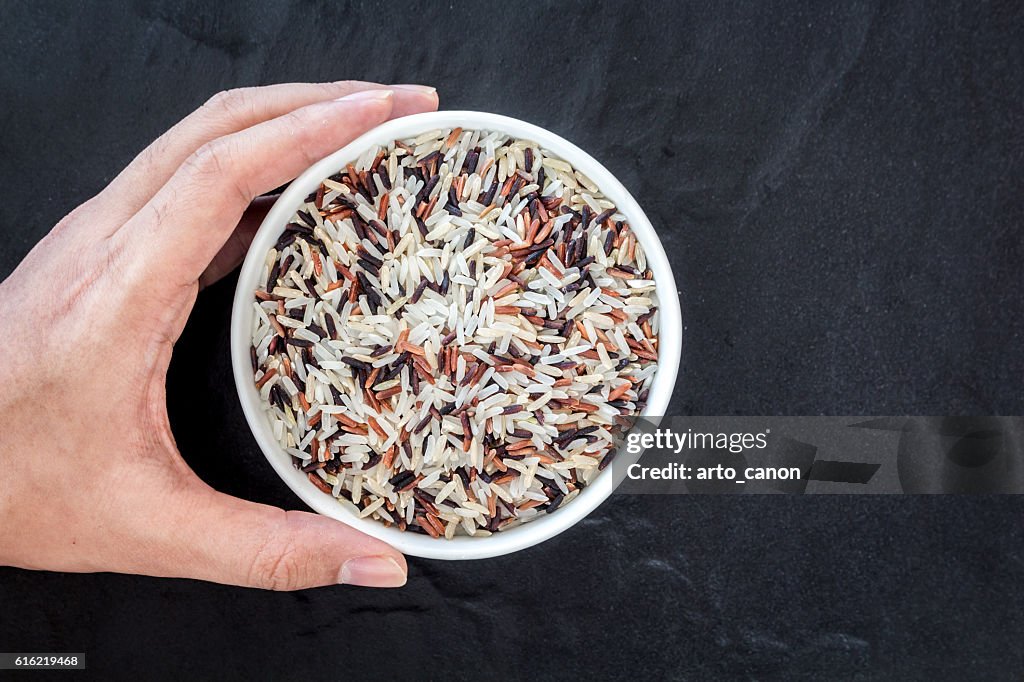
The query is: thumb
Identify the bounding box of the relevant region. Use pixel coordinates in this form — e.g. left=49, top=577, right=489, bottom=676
left=171, top=486, right=408, bottom=590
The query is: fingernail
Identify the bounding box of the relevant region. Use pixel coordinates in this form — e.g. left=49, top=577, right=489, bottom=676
left=338, top=556, right=407, bottom=587
left=335, top=90, right=393, bottom=103
left=391, top=84, right=437, bottom=95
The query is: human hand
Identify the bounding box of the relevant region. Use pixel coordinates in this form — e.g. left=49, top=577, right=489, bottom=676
left=0, top=81, right=438, bottom=589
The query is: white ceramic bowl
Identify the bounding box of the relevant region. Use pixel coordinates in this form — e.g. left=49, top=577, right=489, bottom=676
left=231, top=111, right=681, bottom=560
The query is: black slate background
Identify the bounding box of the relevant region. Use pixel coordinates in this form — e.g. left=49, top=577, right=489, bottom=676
left=1, top=1, right=1023, bottom=679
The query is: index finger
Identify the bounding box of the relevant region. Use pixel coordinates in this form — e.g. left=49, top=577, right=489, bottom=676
left=115, top=89, right=402, bottom=288
left=91, top=82, right=436, bottom=236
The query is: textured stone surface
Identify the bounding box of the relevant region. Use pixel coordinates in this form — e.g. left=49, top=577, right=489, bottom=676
left=1, top=1, right=1022, bottom=678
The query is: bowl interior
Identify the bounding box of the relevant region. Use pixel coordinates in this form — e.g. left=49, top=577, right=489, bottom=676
left=231, top=111, right=681, bottom=559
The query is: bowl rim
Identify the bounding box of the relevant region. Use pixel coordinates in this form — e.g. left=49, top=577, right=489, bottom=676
left=231, top=110, right=681, bottom=560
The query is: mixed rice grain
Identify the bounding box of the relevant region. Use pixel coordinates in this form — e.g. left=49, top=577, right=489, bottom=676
left=251, top=128, right=659, bottom=537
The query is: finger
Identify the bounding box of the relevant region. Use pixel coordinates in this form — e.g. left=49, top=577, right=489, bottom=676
left=198, top=194, right=276, bottom=290
left=174, top=487, right=407, bottom=590
left=92, top=82, right=437, bottom=235
left=118, top=89, right=398, bottom=288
